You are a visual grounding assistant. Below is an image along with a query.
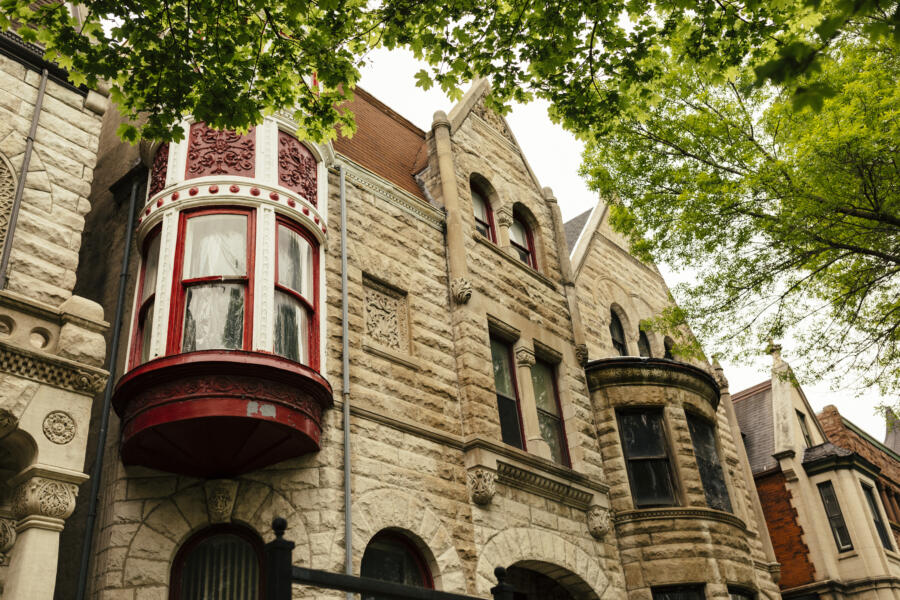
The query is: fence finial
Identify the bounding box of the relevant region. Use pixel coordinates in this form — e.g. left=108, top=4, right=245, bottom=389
left=272, top=517, right=287, bottom=539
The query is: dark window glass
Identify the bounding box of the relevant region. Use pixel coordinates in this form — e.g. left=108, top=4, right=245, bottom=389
left=652, top=585, right=705, bottom=600
left=361, top=534, right=431, bottom=600
left=490, top=337, right=524, bottom=449
left=664, top=337, right=675, bottom=359
left=618, top=410, right=676, bottom=507
left=686, top=413, right=732, bottom=513
left=175, top=530, right=261, bottom=600
left=506, top=566, right=576, bottom=600
left=610, top=312, right=628, bottom=356
left=531, top=359, right=570, bottom=466
left=509, top=215, right=537, bottom=269
left=863, top=484, right=894, bottom=550
left=728, top=590, right=755, bottom=600
left=797, top=411, right=813, bottom=448
left=638, top=331, right=652, bottom=357
left=472, top=188, right=496, bottom=242
left=133, top=229, right=161, bottom=366
left=818, top=481, right=853, bottom=551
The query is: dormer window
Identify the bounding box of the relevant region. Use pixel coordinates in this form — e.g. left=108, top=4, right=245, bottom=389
left=472, top=188, right=496, bottom=242
left=510, top=214, right=536, bottom=269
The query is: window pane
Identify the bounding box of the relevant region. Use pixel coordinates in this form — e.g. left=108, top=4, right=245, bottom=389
left=539, top=412, right=566, bottom=465
left=361, top=536, right=430, bottom=600
left=819, top=481, right=853, bottom=550
left=510, top=219, right=528, bottom=247
left=180, top=533, right=258, bottom=600
left=183, top=284, right=244, bottom=351
left=652, top=587, right=705, bottom=600
left=141, top=233, right=161, bottom=303
left=863, top=485, right=894, bottom=550
left=638, top=332, right=651, bottom=358
left=490, top=338, right=515, bottom=398
left=531, top=360, right=558, bottom=415
left=274, top=291, right=309, bottom=364
left=630, top=459, right=676, bottom=506
left=687, top=414, right=733, bottom=513
left=472, top=190, right=488, bottom=222
left=139, top=301, right=154, bottom=364
left=618, top=412, right=666, bottom=457
left=183, top=214, right=247, bottom=278
left=497, top=395, right=524, bottom=449
left=277, top=225, right=313, bottom=299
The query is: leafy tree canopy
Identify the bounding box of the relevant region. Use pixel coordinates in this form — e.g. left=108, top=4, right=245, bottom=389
left=1, top=0, right=897, bottom=142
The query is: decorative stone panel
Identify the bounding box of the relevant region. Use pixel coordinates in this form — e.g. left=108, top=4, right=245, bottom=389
left=277, top=131, right=317, bottom=205
left=148, top=142, right=169, bottom=197
left=363, top=276, right=409, bottom=354
left=204, top=479, right=239, bottom=523
left=186, top=122, right=256, bottom=179
left=0, top=155, right=14, bottom=254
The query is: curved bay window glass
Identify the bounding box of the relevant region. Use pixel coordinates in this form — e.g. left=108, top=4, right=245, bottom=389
left=617, top=409, right=677, bottom=507
left=361, top=533, right=433, bottom=600
left=609, top=311, right=628, bottom=356
left=172, top=527, right=262, bottom=600
left=686, top=413, right=732, bottom=513
left=274, top=220, right=317, bottom=365
left=638, top=331, right=652, bottom=358
left=510, top=215, right=536, bottom=269
left=472, top=188, right=496, bottom=242
left=131, top=228, right=161, bottom=366
left=173, top=210, right=253, bottom=353
left=531, top=359, right=570, bottom=466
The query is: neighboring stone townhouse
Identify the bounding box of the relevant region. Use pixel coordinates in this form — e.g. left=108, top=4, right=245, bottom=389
left=22, top=76, right=786, bottom=600
left=0, top=21, right=110, bottom=600
left=734, top=348, right=900, bottom=599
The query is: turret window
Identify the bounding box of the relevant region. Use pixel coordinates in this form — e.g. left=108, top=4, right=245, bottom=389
left=862, top=483, right=894, bottom=550
left=638, top=331, right=652, bottom=358
left=618, top=409, right=677, bottom=507
left=610, top=311, right=628, bottom=356
left=274, top=220, right=317, bottom=364
left=686, top=413, right=732, bottom=513
left=131, top=228, right=161, bottom=367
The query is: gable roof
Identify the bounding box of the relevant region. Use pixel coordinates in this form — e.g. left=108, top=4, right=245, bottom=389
left=732, top=380, right=777, bottom=474
left=332, top=87, right=428, bottom=201
left=563, top=209, right=592, bottom=254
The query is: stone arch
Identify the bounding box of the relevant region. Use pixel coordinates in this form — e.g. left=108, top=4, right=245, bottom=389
left=475, top=528, right=610, bottom=599
left=353, top=488, right=467, bottom=593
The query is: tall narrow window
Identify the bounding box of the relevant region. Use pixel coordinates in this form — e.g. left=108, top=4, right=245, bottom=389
left=510, top=215, right=537, bottom=269
left=638, top=331, right=652, bottom=358
left=652, top=585, right=705, bottom=600
left=172, top=526, right=262, bottom=600
left=618, top=409, right=677, bottom=507
left=610, top=311, right=628, bottom=356
left=172, top=209, right=253, bottom=353
left=863, top=483, right=894, bottom=550
left=490, top=337, right=525, bottom=450
left=274, top=220, right=317, bottom=367
left=361, top=532, right=433, bottom=600
left=531, top=359, right=570, bottom=466
left=131, top=228, right=161, bottom=367
left=818, top=481, right=853, bottom=551
left=797, top=411, right=814, bottom=448
left=472, top=188, right=496, bottom=242
left=663, top=336, right=675, bottom=359
left=686, top=413, right=733, bottom=513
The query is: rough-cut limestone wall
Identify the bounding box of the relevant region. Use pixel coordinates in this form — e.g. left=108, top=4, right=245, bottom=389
left=0, top=54, right=104, bottom=305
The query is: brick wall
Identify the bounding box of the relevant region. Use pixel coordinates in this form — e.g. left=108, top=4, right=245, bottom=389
left=756, top=471, right=816, bottom=589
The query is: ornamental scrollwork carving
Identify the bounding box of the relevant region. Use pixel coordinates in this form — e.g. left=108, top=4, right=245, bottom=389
left=0, top=517, right=15, bottom=555
left=586, top=505, right=610, bottom=539
left=514, top=346, right=535, bottom=368
left=364, top=278, right=408, bottom=352
left=472, top=93, right=516, bottom=144
left=148, top=142, right=169, bottom=197
left=205, top=479, right=239, bottom=523
left=186, top=122, right=255, bottom=178
left=467, top=468, right=496, bottom=505
left=450, top=278, right=472, bottom=305
left=575, top=344, right=589, bottom=368
left=278, top=131, right=318, bottom=205
left=12, top=477, right=78, bottom=520
left=42, top=410, right=76, bottom=444
left=0, top=155, right=15, bottom=254
left=0, top=344, right=107, bottom=394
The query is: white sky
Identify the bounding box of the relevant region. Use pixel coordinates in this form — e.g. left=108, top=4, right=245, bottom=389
left=357, top=47, right=894, bottom=442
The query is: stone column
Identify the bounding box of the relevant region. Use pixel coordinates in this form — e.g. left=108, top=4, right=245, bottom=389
left=495, top=205, right=514, bottom=255
left=5, top=472, right=80, bottom=599
left=514, top=345, right=551, bottom=460
left=431, top=111, right=472, bottom=305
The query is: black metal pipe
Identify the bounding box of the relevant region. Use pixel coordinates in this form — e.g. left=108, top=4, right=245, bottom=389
left=74, top=168, right=142, bottom=600
left=0, top=67, right=48, bottom=289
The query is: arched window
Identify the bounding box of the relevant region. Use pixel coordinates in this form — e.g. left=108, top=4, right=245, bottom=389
left=361, top=532, right=433, bottom=599
left=510, top=213, right=537, bottom=269
left=471, top=186, right=496, bottom=242
left=609, top=311, right=628, bottom=356
left=663, top=337, right=675, bottom=359
left=638, top=331, right=652, bottom=358
left=171, top=525, right=263, bottom=600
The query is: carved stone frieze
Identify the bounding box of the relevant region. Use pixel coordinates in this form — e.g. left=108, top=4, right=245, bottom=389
left=205, top=479, right=239, bottom=523
left=514, top=346, right=535, bottom=368
left=12, top=477, right=78, bottom=520
left=472, top=93, right=516, bottom=144
left=186, top=122, right=255, bottom=178
left=450, top=278, right=472, bottom=305
left=0, top=342, right=107, bottom=394
left=148, top=142, right=169, bottom=197
left=586, top=505, right=610, bottom=539
left=495, top=461, right=594, bottom=509
left=278, top=131, right=317, bottom=205
left=42, top=410, right=76, bottom=444
left=575, top=344, right=589, bottom=368
left=364, top=277, right=408, bottom=353
left=467, top=468, right=497, bottom=505
left=0, top=155, right=15, bottom=254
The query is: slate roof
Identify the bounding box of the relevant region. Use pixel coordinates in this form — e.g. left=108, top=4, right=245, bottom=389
left=732, top=380, right=777, bottom=474
left=563, top=209, right=592, bottom=253
left=802, top=442, right=853, bottom=463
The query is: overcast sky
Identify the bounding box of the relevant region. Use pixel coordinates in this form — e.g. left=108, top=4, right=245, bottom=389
left=357, top=47, right=893, bottom=442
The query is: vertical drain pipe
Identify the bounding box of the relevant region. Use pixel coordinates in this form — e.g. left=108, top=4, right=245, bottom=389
left=340, top=164, right=353, bottom=598
left=0, top=68, right=48, bottom=289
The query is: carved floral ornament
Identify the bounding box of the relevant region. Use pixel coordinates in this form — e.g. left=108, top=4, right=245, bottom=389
left=364, top=278, right=409, bottom=352
left=42, top=410, right=76, bottom=445
left=186, top=122, right=256, bottom=179
left=205, top=479, right=239, bottom=523
left=278, top=131, right=318, bottom=205
left=12, top=477, right=78, bottom=521
left=514, top=346, right=536, bottom=368
left=0, top=517, right=15, bottom=555
left=450, top=278, right=472, bottom=304
left=467, top=467, right=497, bottom=505
left=148, top=142, right=170, bottom=197
left=586, top=505, right=610, bottom=539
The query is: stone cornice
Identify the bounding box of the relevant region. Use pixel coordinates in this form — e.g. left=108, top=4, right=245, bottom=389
left=0, top=290, right=108, bottom=333
left=585, top=357, right=720, bottom=410
left=0, top=341, right=107, bottom=395
left=495, top=461, right=595, bottom=510
left=614, top=506, right=747, bottom=532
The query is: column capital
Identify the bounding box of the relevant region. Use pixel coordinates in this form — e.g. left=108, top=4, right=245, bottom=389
left=495, top=205, right=513, bottom=228
left=11, top=477, right=78, bottom=523
left=514, top=346, right=535, bottom=368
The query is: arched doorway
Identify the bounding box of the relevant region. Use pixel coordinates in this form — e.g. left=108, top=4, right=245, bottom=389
left=506, top=562, right=586, bottom=600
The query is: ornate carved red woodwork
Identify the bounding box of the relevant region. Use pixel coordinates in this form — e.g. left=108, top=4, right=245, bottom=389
left=148, top=142, right=169, bottom=197
left=112, top=350, right=333, bottom=477
left=186, top=122, right=256, bottom=179
left=277, top=131, right=317, bottom=205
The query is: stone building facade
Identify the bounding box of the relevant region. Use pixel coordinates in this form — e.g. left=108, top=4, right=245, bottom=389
left=27, top=79, right=788, bottom=600
left=734, top=350, right=900, bottom=599
left=0, top=25, right=109, bottom=600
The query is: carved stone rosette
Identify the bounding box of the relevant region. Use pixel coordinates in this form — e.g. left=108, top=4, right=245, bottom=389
left=575, top=344, right=589, bottom=367
left=467, top=468, right=496, bottom=505
left=42, top=410, right=76, bottom=445
left=12, top=477, right=78, bottom=521
left=205, top=479, right=239, bottom=523
left=514, top=346, right=535, bottom=368
left=586, top=505, right=610, bottom=539
left=450, top=278, right=472, bottom=304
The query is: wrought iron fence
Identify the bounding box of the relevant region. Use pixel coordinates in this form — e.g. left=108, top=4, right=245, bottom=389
left=264, top=518, right=516, bottom=600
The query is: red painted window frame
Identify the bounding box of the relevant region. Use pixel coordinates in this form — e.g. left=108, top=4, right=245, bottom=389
left=491, top=335, right=528, bottom=452
left=362, top=531, right=434, bottom=590
left=472, top=188, right=497, bottom=243
left=168, top=206, right=256, bottom=355
left=534, top=358, right=571, bottom=467
left=169, top=524, right=264, bottom=600
left=128, top=226, right=161, bottom=369
left=274, top=216, right=320, bottom=371
left=510, top=213, right=537, bottom=270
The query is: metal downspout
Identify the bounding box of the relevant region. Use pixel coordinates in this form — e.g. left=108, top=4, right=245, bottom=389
left=0, top=68, right=48, bottom=289
left=340, top=164, right=353, bottom=598
left=75, top=170, right=141, bottom=600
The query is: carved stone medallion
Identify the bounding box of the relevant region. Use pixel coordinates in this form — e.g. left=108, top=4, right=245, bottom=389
left=205, top=479, right=239, bottom=523
left=586, top=505, right=610, bottom=539
left=42, top=411, right=76, bottom=444
left=467, top=468, right=496, bottom=505
left=450, top=278, right=472, bottom=305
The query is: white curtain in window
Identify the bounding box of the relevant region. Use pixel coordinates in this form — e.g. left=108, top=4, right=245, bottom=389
left=184, top=214, right=247, bottom=278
